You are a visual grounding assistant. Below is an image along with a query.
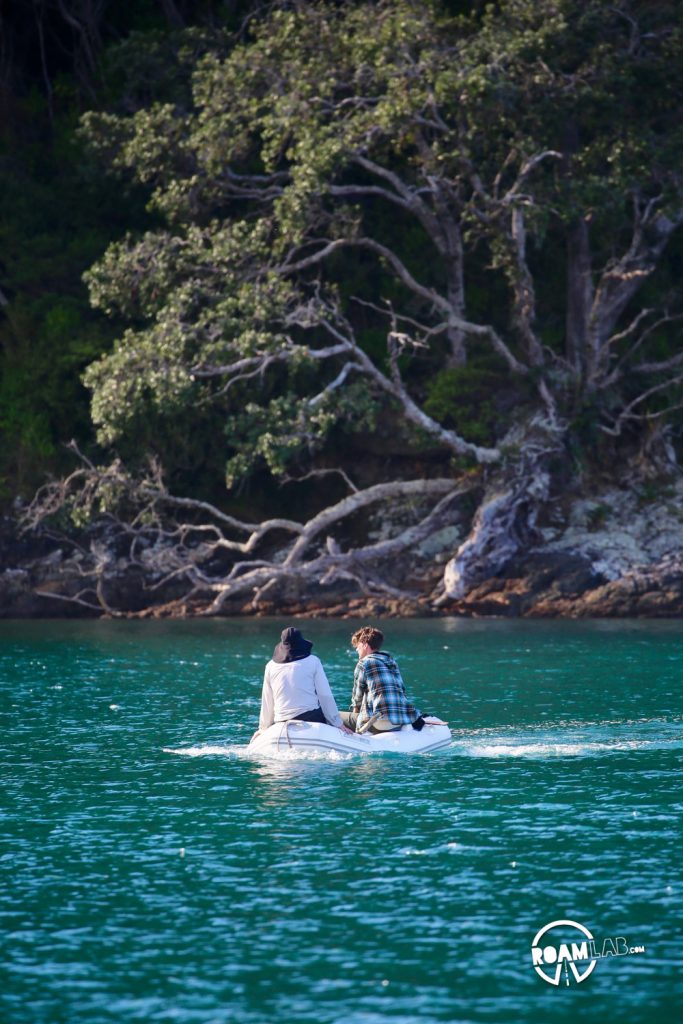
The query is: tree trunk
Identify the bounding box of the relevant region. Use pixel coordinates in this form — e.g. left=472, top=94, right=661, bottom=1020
left=565, top=217, right=593, bottom=379
left=440, top=416, right=561, bottom=599
left=444, top=219, right=467, bottom=367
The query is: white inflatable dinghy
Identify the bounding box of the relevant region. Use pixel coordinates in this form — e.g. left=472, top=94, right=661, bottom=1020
left=248, top=718, right=452, bottom=756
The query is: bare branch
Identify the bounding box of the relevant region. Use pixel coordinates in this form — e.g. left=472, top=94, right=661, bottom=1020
left=501, top=150, right=562, bottom=206
left=151, top=495, right=304, bottom=554
left=65, top=438, right=96, bottom=469
left=589, top=203, right=683, bottom=383
left=279, top=235, right=449, bottom=312
left=190, top=353, right=277, bottom=379
left=605, top=307, right=656, bottom=349
left=328, top=183, right=419, bottom=213
left=190, top=342, right=353, bottom=379
left=283, top=478, right=456, bottom=566
left=352, top=296, right=447, bottom=339
left=308, top=362, right=362, bottom=407
left=631, top=315, right=683, bottom=374
left=280, top=467, right=359, bottom=493
left=537, top=378, right=562, bottom=430
left=194, top=352, right=288, bottom=399
left=355, top=238, right=528, bottom=375
left=348, top=153, right=453, bottom=254
left=509, top=205, right=544, bottom=366
left=609, top=7, right=641, bottom=55
left=215, top=167, right=289, bottom=202
left=600, top=373, right=683, bottom=436
left=634, top=350, right=683, bottom=376
left=600, top=311, right=683, bottom=388
left=277, top=238, right=356, bottom=274
left=33, top=588, right=101, bottom=612
left=21, top=440, right=479, bottom=620
left=315, top=314, right=501, bottom=462
left=139, top=490, right=262, bottom=534
left=348, top=482, right=475, bottom=563
left=201, top=476, right=476, bottom=615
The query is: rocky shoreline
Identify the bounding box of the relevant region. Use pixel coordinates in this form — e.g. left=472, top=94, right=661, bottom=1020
left=2, top=481, right=683, bottom=620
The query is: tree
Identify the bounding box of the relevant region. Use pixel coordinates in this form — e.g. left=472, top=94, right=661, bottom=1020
left=26, top=0, right=683, bottom=615
left=0, top=1, right=258, bottom=502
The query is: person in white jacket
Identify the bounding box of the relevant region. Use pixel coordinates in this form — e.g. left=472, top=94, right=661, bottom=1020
left=257, top=627, right=351, bottom=734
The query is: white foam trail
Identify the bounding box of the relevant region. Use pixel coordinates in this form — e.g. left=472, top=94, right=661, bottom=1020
left=250, top=748, right=355, bottom=762
left=163, top=744, right=238, bottom=757
left=463, top=741, right=636, bottom=758
left=166, top=719, right=683, bottom=762
left=454, top=736, right=681, bottom=758
left=163, top=743, right=354, bottom=762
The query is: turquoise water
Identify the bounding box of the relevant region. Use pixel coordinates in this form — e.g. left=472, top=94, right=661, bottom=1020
left=1, top=618, right=681, bottom=1023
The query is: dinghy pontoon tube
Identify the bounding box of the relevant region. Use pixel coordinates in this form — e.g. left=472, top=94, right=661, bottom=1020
left=248, top=718, right=452, bottom=755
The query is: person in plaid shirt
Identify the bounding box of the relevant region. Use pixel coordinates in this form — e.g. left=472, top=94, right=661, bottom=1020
left=340, top=625, right=425, bottom=734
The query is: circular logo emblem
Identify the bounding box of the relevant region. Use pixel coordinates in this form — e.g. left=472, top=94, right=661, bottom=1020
left=531, top=919, right=597, bottom=986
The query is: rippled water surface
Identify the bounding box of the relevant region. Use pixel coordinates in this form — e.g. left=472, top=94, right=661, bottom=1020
left=2, top=618, right=681, bottom=1023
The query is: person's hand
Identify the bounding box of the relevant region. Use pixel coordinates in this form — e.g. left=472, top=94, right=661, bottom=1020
left=340, top=724, right=355, bottom=735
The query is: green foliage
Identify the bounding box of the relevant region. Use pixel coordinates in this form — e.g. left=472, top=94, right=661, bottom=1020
left=77, top=1, right=683, bottom=486
left=423, top=364, right=513, bottom=446
left=6, top=0, right=683, bottom=510
left=0, top=1, right=259, bottom=506
left=0, top=87, right=145, bottom=497
left=225, top=380, right=377, bottom=485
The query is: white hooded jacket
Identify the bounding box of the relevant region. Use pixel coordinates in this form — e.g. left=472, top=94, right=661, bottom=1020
left=258, top=654, right=343, bottom=731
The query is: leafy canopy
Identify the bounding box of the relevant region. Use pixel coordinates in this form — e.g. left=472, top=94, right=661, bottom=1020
left=80, top=0, right=683, bottom=483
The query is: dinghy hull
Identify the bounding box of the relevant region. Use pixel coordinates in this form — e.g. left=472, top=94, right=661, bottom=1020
left=248, top=719, right=452, bottom=756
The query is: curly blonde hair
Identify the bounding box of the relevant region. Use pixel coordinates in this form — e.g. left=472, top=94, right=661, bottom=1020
left=351, top=625, right=384, bottom=650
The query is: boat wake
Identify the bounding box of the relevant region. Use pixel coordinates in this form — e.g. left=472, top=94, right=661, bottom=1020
left=451, top=716, right=683, bottom=759
left=164, top=716, right=682, bottom=762
left=163, top=744, right=242, bottom=758
left=163, top=743, right=355, bottom=762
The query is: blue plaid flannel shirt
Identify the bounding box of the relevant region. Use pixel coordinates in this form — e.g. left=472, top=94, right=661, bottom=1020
left=351, top=651, right=420, bottom=729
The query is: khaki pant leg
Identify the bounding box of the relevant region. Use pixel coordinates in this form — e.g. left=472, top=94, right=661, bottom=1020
left=369, top=716, right=402, bottom=733
left=340, top=711, right=402, bottom=733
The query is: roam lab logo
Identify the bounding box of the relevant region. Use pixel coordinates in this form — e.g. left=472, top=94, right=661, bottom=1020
left=531, top=919, right=646, bottom=986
